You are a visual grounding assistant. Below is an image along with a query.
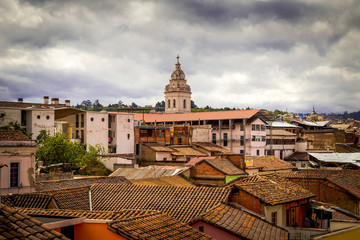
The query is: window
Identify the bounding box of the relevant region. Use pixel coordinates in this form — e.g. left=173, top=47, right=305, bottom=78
left=262, top=136, right=266, bottom=142
left=81, top=130, right=84, bottom=144
left=163, top=158, right=167, bottom=161
left=223, top=133, right=228, bottom=146
left=199, top=226, right=204, bottom=232
left=46, top=115, right=50, bottom=120
left=256, top=125, right=260, bottom=131
left=37, top=115, right=40, bottom=119
left=240, top=136, right=244, bottom=146
left=256, top=150, right=260, bottom=155
left=212, top=133, right=216, bottom=144
left=240, top=150, right=244, bottom=154
left=127, top=133, right=130, bottom=140
left=101, top=118, right=105, bottom=122
left=128, top=119, right=130, bottom=123
left=10, top=163, right=19, bottom=187
left=90, top=117, right=94, bottom=122
left=76, top=114, right=79, bottom=128
left=291, top=207, right=296, bottom=227
left=261, top=125, right=266, bottom=131
left=173, top=99, right=176, bottom=108
left=252, top=124, right=256, bottom=131
left=21, top=110, right=26, bottom=126
left=76, top=130, right=79, bottom=139
left=168, top=99, right=170, bottom=108
left=240, top=123, right=244, bottom=131
left=80, top=114, right=84, bottom=128
left=183, top=99, right=186, bottom=109
left=271, top=212, right=277, bottom=225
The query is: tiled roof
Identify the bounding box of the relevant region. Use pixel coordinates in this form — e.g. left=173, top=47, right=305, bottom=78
left=0, top=101, right=67, bottom=109
left=203, top=158, right=246, bottom=175
left=310, top=201, right=360, bottom=222
left=328, top=173, right=360, bottom=199
left=133, top=109, right=261, bottom=122
left=285, top=152, right=309, bottom=161
left=108, top=212, right=214, bottom=240
left=171, top=147, right=208, bottom=156
left=191, top=203, right=288, bottom=240
left=0, top=129, right=31, bottom=141
left=130, top=175, right=195, bottom=187
left=248, top=155, right=296, bottom=171
left=1, top=193, right=54, bottom=209
left=0, top=204, right=69, bottom=240
left=232, top=175, right=315, bottom=205
left=90, top=183, right=231, bottom=222
left=335, top=143, right=360, bottom=153
left=110, top=166, right=189, bottom=179
left=44, top=187, right=91, bottom=210
left=186, top=156, right=217, bottom=166
left=277, top=169, right=359, bottom=180
left=192, top=142, right=235, bottom=154
left=35, top=176, right=131, bottom=191
left=266, top=129, right=297, bottom=136
left=19, top=208, right=158, bottom=221
left=142, top=142, right=174, bottom=152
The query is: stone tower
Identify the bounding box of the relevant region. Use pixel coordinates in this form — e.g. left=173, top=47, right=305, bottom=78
left=164, top=55, right=191, bottom=114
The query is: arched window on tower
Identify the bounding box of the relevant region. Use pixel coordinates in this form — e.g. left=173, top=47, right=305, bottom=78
left=168, top=99, right=170, bottom=108
left=173, top=99, right=176, bottom=108
left=183, top=99, right=186, bottom=109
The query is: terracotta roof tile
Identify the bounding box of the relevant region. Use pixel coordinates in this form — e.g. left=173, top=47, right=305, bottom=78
left=108, top=212, right=214, bottom=240
left=90, top=184, right=231, bottom=222
left=327, top=173, right=360, bottom=199
left=44, top=187, right=91, bottom=210
left=19, top=208, right=159, bottom=221
left=310, top=201, right=360, bottom=222
left=186, top=156, right=217, bottom=166
left=231, top=175, right=315, bottom=205
left=0, top=205, right=69, bottom=240
left=248, top=155, right=296, bottom=171
left=171, top=147, right=208, bottom=156
left=191, top=203, right=288, bottom=240
left=130, top=175, right=195, bottom=187
left=0, top=129, right=31, bottom=141
left=142, top=142, right=174, bottom=152
left=35, top=176, right=131, bottom=191
left=133, top=109, right=261, bottom=122
left=1, top=193, right=54, bottom=209
left=192, top=142, right=235, bottom=154
left=205, top=158, right=246, bottom=175
left=277, top=169, right=360, bottom=180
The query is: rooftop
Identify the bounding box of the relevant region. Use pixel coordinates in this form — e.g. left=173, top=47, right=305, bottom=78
left=171, top=146, right=208, bottom=157
left=309, top=152, right=360, bottom=167
left=266, top=129, right=297, bottom=136
left=0, top=100, right=67, bottom=110
left=0, top=129, right=31, bottom=141
left=35, top=176, right=131, bottom=191
left=142, top=142, right=174, bottom=152
left=90, top=183, right=231, bottom=222
left=186, top=157, right=246, bottom=176
left=108, top=212, right=214, bottom=240
left=110, top=166, right=189, bottom=179
left=191, top=203, right=288, bottom=240
left=133, top=109, right=263, bottom=123
left=267, top=121, right=298, bottom=128
left=247, top=155, right=296, bottom=171
left=192, top=142, right=235, bottom=154
left=229, top=175, right=315, bottom=205
left=130, top=175, right=195, bottom=187
left=0, top=204, right=69, bottom=240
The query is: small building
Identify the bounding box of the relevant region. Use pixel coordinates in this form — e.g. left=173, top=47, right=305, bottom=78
left=190, top=203, right=288, bottom=240
left=185, top=156, right=247, bottom=186
left=0, top=129, right=37, bottom=194
left=265, top=129, right=297, bottom=159
left=228, top=175, right=315, bottom=228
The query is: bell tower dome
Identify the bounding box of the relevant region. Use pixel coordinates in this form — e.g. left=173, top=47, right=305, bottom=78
left=164, top=55, right=191, bottom=114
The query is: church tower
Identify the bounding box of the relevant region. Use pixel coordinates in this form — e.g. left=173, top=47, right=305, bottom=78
left=164, top=55, right=191, bottom=114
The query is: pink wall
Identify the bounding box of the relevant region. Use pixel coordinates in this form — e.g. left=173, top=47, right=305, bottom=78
left=191, top=221, right=240, bottom=240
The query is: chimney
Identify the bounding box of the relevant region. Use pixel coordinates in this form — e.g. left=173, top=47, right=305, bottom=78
left=51, top=98, right=59, bottom=105
left=65, top=100, right=70, bottom=107
left=43, top=96, right=49, bottom=104
left=18, top=98, right=23, bottom=103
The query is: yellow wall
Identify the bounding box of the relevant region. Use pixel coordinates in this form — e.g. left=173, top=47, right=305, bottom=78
left=74, top=223, right=125, bottom=240
left=317, top=227, right=360, bottom=240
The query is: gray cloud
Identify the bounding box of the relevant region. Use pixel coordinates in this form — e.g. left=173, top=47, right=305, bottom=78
left=0, top=0, right=359, bottom=113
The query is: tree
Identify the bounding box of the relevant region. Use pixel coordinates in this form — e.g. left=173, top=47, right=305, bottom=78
left=80, top=100, right=92, bottom=110
left=191, top=100, right=197, bottom=109
left=36, top=133, right=111, bottom=175
left=93, top=99, right=104, bottom=111
left=131, top=102, right=138, bottom=108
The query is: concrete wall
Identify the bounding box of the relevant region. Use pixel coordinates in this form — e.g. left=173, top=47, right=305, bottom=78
left=86, top=112, right=108, bottom=151
left=0, top=144, right=37, bottom=194
left=0, top=109, right=21, bottom=127
left=165, top=91, right=191, bottom=114
left=191, top=221, right=240, bottom=240
left=29, top=110, right=55, bottom=139
left=191, top=125, right=212, bottom=143
left=115, top=113, right=134, bottom=154
left=247, top=118, right=266, bottom=156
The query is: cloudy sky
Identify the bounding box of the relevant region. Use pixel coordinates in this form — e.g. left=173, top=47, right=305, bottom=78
left=1, top=0, right=359, bottom=113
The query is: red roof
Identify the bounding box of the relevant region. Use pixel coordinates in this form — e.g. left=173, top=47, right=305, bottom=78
left=186, top=156, right=217, bottom=166
left=133, top=109, right=261, bottom=122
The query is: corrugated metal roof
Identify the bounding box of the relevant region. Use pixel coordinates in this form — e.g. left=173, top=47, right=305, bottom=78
left=110, top=166, right=189, bottom=179
left=266, top=129, right=296, bottom=136
left=267, top=121, right=298, bottom=128
left=309, top=153, right=360, bottom=166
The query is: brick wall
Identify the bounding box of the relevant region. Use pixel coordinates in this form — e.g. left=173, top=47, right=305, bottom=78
left=230, top=189, right=261, bottom=215
left=291, top=178, right=358, bottom=214
left=194, top=162, right=225, bottom=176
